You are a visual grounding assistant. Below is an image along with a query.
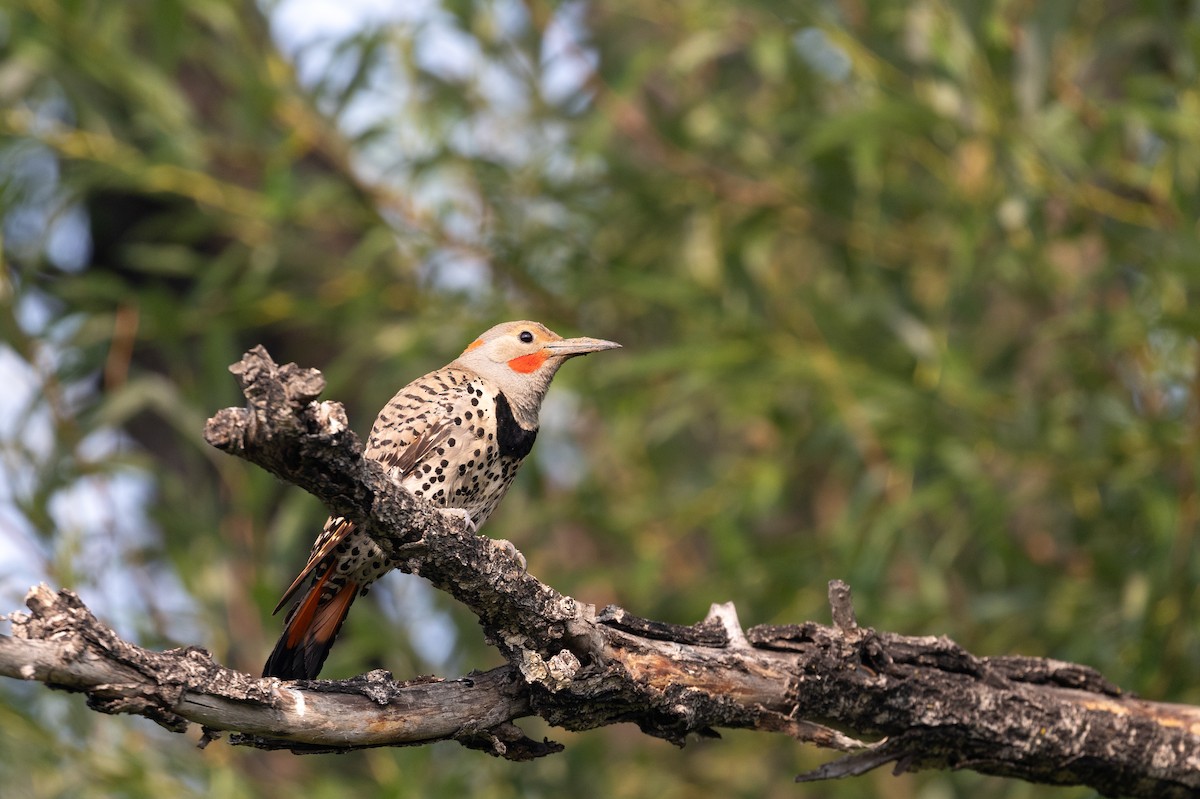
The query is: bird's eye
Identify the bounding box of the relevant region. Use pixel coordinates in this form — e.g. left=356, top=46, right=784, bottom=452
left=519, top=330, right=534, bottom=343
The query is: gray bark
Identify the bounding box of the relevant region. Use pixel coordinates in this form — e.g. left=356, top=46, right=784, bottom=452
left=1, top=345, right=1195, bottom=797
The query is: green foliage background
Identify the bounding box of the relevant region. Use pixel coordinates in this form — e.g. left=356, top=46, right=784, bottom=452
left=2, top=1, right=1198, bottom=797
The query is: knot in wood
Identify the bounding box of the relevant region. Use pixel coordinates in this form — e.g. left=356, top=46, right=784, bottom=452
left=517, top=649, right=579, bottom=692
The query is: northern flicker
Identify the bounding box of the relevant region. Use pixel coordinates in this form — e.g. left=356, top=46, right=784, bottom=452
left=262, top=321, right=620, bottom=680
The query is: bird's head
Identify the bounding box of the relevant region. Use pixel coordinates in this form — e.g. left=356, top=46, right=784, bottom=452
left=453, top=320, right=620, bottom=425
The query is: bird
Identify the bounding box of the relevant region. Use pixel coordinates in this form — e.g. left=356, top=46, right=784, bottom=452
left=262, top=320, right=620, bottom=680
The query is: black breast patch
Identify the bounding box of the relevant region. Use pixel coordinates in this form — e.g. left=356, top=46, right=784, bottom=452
left=494, top=391, right=538, bottom=460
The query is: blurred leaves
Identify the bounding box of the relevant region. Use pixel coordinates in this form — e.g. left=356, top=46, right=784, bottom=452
left=1, top=0, right=1199, bottom=798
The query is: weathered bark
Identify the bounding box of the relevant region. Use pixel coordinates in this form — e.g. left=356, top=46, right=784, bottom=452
left=0, top=585, right=548, bottom=757
left=1, top=345, right=1196, bottom=798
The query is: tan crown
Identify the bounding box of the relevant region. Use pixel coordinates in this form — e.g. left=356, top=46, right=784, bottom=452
left=452, top=321, right=620, bottom=428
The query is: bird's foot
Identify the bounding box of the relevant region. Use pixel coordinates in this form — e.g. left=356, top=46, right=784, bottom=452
left=493, top=538, right=527, bottom=572
left=439, top=507, right=477, bottom=533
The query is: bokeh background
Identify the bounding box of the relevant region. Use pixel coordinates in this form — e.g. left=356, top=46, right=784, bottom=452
left=2, top=1, right=1198, bottom=797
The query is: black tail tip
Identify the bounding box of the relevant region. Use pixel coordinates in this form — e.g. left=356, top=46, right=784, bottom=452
left=262, top=638, right=331, bottom=680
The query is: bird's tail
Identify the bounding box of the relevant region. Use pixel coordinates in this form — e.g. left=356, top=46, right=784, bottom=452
left=262, top=568, right=359, bottom=680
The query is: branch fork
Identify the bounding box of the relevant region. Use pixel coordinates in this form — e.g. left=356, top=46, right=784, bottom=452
left=1, top=346, right=1196, bottom=797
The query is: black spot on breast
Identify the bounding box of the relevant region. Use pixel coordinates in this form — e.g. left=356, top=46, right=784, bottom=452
left=494, top=391, right=537, bottom=459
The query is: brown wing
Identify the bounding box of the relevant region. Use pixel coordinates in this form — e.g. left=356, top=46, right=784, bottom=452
left=374, top=417, right=454, bottom=478
left=270, top=419, right=455, bottom=616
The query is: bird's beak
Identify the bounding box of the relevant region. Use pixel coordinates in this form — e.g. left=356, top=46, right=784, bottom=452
left=544, top=337, right=622, bottom=358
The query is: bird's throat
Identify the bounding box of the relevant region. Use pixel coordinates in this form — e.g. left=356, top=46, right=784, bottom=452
left=494, top=391, right=538, bottom=459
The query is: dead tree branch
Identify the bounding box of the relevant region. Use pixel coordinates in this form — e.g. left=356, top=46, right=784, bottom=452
left=0, top=585, right=546, bottom=757
left=0, top=345, right=1196, bottom=797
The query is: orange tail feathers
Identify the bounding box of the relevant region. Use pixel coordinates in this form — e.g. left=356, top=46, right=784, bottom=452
left=262, top=572, right=359, bottom=680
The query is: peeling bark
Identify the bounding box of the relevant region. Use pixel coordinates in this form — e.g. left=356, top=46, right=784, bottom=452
left=1, top=346, right=1196, bottom=797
